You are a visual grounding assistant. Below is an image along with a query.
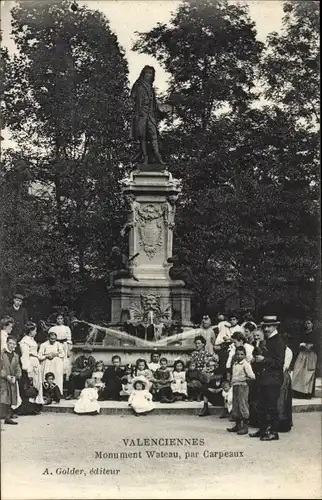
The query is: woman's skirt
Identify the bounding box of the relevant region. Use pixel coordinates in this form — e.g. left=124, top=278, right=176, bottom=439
left=292, top=350, right=317, bottom=395
left=278, top=371, right=293, bottom=432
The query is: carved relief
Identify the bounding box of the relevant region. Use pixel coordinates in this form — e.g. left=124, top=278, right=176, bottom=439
left=136, top=204, right=165, bottom=259
left=129, top=293, right=172, bottom=326
left=162, top=194, right=178, bottom=230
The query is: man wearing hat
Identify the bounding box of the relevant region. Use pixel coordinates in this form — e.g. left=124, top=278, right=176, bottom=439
left=66, top=346, right=96, bottom=399
left=250, top=316, right=285, bottom=441
left=5, top=294, right=29, bottom=341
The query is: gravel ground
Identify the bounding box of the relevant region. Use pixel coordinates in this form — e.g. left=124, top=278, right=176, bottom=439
left=1, top=412, right=321, bottom=499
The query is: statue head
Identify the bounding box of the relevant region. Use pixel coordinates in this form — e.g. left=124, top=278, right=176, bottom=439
left=111, top=246, right=121, bottom=257
left=167, top=194, right=178, bottom=206
left=139, top=65, right=155, bottom=85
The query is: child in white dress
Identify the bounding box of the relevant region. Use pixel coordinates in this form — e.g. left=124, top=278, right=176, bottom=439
left=74, top=378, right=100, bottom=415
left=128, top=377, right=154, bottom=416
left=171, top=360, right=188, bottom=401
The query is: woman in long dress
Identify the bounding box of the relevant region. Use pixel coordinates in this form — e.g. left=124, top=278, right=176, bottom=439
left=292, top=319, right=318, bottom=399
left=19, top=322, right=44, bottom=405
left=39, top=331, right=64, bottom=394
left=48, top=314, right=72, bottom=383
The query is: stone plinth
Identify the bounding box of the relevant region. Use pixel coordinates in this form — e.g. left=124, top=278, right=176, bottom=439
left=109, top=168, right=193, bottom=328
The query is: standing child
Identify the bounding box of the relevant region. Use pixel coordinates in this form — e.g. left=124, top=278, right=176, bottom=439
left=152, top=357, right=173, bottom=402
left=43, top=372, right=62, bottom=404
left=227, top=346, right=255, bottom=435
left=133, top=358, right=152, bottom=390
left=128, top=377, right=154, bottom=416
left=220, top=380, right=233, bottom=419
left=0, top=337, right=22, bottom=425
left=92, top=361, right=105, bottom=398
left=74, top=378, right=100, bottom=415
left=171, top=360, right=188, bottom=402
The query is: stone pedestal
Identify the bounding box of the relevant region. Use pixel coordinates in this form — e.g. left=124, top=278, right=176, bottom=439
left=109, top=169, right=193, bottom=327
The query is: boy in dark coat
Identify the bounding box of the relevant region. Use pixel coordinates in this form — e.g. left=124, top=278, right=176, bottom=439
left=0, top=336, right=22, bottom=424
left=66, top=346, right=96, bottom=399
left=100, top=355, right=124, bottom=401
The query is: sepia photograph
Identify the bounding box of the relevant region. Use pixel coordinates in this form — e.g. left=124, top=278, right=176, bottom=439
left=0, top=0, right=321, bottom=498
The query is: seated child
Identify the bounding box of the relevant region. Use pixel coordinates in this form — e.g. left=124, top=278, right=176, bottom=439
left=152, top=357, right=173, bottom=402
left=133, top=358, right=152, bottom=390
left=148, top=352, right=160, bottom=374
left=74, top=378, right=100, bottom=415
left=16, top=378, right=42, bottom=416
left=128, top=376, right=154, bottom=416
left=220, top=380, right=233, bottom=418
left=120, top=364, right=134, bottom=398
left=92, top=361, right=105, bottom=397
left=101, top=355, right=124, bottom=401
left=227, top=345, right=255, bottom=435
left=199, top=356, right=225, bottom=417
left=171, top=360, right=188, bottom=402
left=43, top=372, right=62, bottom=405
left=186, top=360, right=206, bottom=401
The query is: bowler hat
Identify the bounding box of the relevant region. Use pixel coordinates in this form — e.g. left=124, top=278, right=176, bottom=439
left=260, top=315, right=280, bottom=326
left=82, top=345, right=93, bottom=352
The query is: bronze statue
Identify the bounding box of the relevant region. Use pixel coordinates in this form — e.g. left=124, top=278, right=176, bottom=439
left=167, top=252, right=198, bottom=288
left=107, top=247, right=139, bottom=290
left=130, top=66, right=171, bottom=165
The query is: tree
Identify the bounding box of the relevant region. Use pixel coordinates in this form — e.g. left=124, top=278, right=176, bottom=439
left=1, top=0, right=130, bottom=319
left=262, top=1, right=320, bottom=128
left=133, top=0, right=319, bottom=321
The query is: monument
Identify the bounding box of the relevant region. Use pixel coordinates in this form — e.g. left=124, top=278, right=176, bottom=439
left=107, top=66, right=193, bottom=343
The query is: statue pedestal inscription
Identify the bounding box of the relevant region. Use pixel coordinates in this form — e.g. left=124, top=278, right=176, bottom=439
left=109, top=169, right=193, bottom=327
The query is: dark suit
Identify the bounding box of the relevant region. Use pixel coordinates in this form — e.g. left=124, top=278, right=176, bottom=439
left=101, top=366, right=125, bottom=401
left=256, top=333, right=285, bottom=433
left=67, top=355, right=96, bottom=396
left=6, top=306, right=29, bottom=340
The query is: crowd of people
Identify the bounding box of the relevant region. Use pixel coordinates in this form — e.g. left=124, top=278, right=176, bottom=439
left=0, top=294, right=319, bottom=441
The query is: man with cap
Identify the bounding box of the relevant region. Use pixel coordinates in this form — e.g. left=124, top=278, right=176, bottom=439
left=250, top=316, right=285, bottom=441
left=5, top=294, right=29, bottom=341
left=65, top=346, right=96, bottom=399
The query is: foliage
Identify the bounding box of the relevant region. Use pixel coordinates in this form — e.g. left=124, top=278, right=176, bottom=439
left=134, top=0, right=320, bottom=320
left=1, top=0, right=130, bottom=319
left=1, top=0, right=319, bottom=326
left=262, top=0, right=320, bottom=128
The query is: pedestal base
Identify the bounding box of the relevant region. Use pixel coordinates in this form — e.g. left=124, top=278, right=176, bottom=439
left=109, top=278, right=193, bottom=327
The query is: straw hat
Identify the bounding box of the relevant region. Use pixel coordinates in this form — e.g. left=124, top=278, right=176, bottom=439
left=260, top=315, right=280, bottom=326
left=132, top=376, right=148, bottom=389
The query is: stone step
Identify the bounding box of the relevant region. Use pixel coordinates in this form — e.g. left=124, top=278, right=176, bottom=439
left=42, top=396, right=322, bottom=415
